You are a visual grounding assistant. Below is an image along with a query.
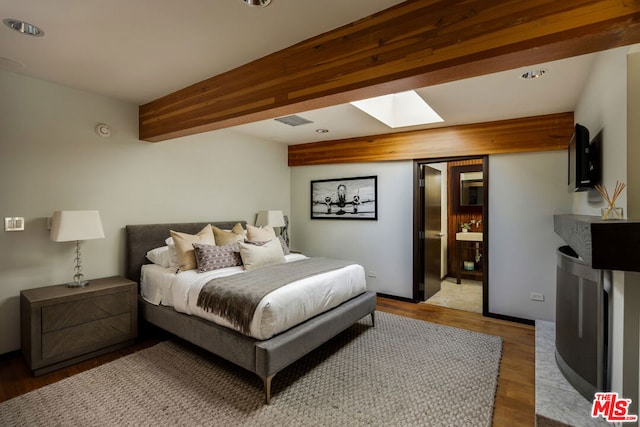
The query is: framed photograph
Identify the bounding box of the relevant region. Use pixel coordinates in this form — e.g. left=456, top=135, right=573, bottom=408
left=311, top=176, right=377, bottom=220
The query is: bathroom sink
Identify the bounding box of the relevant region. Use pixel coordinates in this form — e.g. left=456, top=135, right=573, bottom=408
left=456, top=232, right=483, bottom=242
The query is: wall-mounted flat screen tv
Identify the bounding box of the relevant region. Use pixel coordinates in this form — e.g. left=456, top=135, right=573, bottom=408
left=568, top=123, right=600, bottom=192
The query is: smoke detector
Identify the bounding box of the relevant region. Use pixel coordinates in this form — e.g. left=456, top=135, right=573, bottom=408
left=95, top=123, right=112, bottom=138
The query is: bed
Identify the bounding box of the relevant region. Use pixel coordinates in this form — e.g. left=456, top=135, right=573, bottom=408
left=125, top=221, right=376, bottom=404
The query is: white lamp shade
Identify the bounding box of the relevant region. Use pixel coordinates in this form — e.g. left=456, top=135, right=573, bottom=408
left=255, top=210, right=285, bottom=227
left=50, top=210, right=105, bottom=242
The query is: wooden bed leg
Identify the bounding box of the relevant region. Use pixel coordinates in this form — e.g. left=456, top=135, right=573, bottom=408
left=264, top=374, right=275, bottom=404
left=370, top=311, right=376, bottom=327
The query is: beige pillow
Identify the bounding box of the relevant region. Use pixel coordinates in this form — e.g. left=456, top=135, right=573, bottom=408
left=244, top=236, right=290, bottom=255
left=212, top=223, right=244, bottom=246
left=169, top=224, right=215, bottom=271
left=239, top=238, right=285, bottom=271
left=246, top=224, right=276, bottom=241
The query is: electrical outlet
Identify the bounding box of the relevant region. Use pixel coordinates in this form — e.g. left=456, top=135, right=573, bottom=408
left=530, top=292, right=545, bottom=301
left=368, top=271, right=377, bottom=278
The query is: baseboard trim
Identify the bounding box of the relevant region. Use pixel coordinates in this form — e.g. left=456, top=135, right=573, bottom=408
left=377, top=293, right=534, bottom=325
left=376, top=293, right=416, bottom=303
left=0, top=349, right=21, bottom=361
left=485, top=311, right=535, bottom=325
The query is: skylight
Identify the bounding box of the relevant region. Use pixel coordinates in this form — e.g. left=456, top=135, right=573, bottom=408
left=351, top=90, right=443, bottom=128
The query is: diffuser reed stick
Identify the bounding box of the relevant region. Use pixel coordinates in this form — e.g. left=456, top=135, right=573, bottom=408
left=595, top=181, right=625, bottom=219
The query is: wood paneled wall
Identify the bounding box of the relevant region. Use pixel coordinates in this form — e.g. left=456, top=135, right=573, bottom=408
left=288, top=112, right=574, bottom=166
left=447, top=159, right=484, bottom=280
left=139, top=0, right=640, bottom=141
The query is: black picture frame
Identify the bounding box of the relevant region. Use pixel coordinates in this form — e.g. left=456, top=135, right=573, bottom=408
left=310, top=176, right=378, bottom=220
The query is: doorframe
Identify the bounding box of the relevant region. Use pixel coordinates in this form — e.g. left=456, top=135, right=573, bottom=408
left=412, top=156, right=489, bottom=316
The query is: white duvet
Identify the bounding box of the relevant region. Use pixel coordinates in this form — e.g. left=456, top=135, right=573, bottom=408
left=141, top=254, right=367, bottom=340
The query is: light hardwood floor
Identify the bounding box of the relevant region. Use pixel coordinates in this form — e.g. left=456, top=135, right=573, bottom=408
left=0, top=296, right=535, bottom=426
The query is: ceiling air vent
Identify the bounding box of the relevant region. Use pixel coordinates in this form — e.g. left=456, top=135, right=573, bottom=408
left=274, top=115, right=314, bottom=127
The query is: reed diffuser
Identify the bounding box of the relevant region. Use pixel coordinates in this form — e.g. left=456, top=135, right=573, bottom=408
left=595, top=181, right=625, bottom=220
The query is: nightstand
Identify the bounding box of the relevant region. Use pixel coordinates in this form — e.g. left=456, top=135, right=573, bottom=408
left=20, top=276, right=138, bottom=376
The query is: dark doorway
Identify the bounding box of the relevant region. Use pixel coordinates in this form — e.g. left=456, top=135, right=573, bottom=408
left=413, top=157, right=489, bottom=316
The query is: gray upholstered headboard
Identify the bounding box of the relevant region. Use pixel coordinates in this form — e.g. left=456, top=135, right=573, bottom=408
left=125, top=221, right=246, bottom=285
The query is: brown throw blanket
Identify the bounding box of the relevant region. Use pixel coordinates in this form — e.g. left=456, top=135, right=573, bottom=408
left=196, top=257, right=356, bottom=335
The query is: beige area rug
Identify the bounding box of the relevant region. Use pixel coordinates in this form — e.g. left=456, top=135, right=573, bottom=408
left=0, top=312, right=502, bottom=427
left=423, top=278, right=483, bottom=313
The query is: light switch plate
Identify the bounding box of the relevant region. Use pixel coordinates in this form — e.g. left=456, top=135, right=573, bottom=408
left=5, top=217, right=25, bottom=231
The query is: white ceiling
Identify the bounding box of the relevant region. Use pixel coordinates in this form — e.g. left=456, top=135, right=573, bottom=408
left=234, top=54, right=596, bottom=144
left=1, top=0, right=599, bottom=145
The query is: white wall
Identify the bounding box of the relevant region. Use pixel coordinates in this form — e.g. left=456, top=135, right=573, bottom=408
left=0, top=70, right=290, bottom=354
left=571, top=46, right=640, bottom=419
left=574, top=47, right=628, bottom=215
left=629, top=51, right=640, bottom=420
left=488, top=151, right=571, bottom=321
left=290, top=161, right=414, bottom=298
left=290, top=153, right=571, bottom=319
left=572, top=46, right=630, bottom=404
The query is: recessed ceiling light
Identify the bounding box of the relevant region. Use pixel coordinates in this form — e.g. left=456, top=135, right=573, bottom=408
left=520, top=68, right=548, bottom=79
left=351, top=90, right=444, bottom=128
left=316, top=129, right=329, bottom=133
left=3, top=18, right=44, bottom=37
left=243, top=0, right=272, bottom=7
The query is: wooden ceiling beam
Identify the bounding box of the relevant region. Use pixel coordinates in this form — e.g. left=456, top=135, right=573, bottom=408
left=287, top=112, right=575, bottom=166
left=139, top=0, right=640, bottom=142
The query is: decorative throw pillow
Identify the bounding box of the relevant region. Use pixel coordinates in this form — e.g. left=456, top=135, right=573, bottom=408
left=278, top=236, right=290, bottom=255
left=239, top=238, right=285, bottom=271
left=246, top=224, right=276, bottom=241
left=244, top=236, right=290, bottom=255
left=169, top=224, right=215, bottom=271
left=193, top=243, right=242, bottom=272
left=212, top=223, right=244, bottom=246
left=146, top=246, right=172, bottom=268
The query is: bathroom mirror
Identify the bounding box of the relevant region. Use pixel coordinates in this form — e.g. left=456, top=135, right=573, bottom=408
left=452, top=164, right=484, bottom=213
left=460, top=171, right=483, bottom=206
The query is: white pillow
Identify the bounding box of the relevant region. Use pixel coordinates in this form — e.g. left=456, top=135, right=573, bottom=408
left=239, top=238, right=285, bottom=271
left=165, top=237, right=179, bottom=268
left=146, top=246, right=172, bottom=268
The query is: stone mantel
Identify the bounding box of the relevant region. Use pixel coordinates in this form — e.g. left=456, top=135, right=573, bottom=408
left=553, top=214, right=640, bottom=272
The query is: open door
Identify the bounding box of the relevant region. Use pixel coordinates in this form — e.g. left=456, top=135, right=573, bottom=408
left=422, top=165, right=443, bottom=301
left=414, top=157, right=488, bottom=314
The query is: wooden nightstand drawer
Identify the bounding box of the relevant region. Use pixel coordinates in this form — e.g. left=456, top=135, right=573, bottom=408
left=42, top=291, right=131, bottom=332
left=42, top=313, right=132, bottom=359
left=21, top=276, right=138, bottom=375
